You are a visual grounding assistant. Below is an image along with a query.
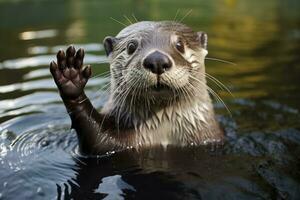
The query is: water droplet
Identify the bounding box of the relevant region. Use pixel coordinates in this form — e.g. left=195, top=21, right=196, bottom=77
left=37, top=187, right=43, bottom=195
left=47, top=124, right=54, bottom=128
left=41, top=140, right=49, bottom=147
left=14, top=167, right=21, bottom=172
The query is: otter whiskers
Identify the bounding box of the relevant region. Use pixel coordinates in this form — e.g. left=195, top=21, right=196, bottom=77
left=123, top=15, right=133, bottom=25
left=131, top=14, right=138, bottom=23
left=188, top=74, right=232, bottom=117
left=178, top=9, right=193, bottom=23
left=205, top=57, right=236, bottom=66
left=205, top=72, right=234, bottom=97
left=110, top=17, right=127, bottom=27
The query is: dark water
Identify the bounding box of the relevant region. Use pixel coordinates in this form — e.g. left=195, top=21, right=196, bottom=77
left=1, top=0, right=300, bottom=199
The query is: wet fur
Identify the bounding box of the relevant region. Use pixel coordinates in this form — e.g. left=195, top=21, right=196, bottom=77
left=50, top=21, right=223, bottom=154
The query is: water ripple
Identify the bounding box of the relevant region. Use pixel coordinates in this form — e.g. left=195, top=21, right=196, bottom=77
left=0, top=77, right=107, bottom=93
left=28, top=43, right=104, bottom=55
left=12, top=124, right=77, bottom=157
left=19, top=29, right=58, bottom=40
left=0, top=92, right=59, bottom=111
left=0, top=54, right=107, bottom=69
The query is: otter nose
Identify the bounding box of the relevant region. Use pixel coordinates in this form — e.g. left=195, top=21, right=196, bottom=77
left=143, top=51, right=172, bottom=75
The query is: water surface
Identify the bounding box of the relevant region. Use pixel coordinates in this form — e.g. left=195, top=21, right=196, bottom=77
left=0, top=0, right=300, bottom=199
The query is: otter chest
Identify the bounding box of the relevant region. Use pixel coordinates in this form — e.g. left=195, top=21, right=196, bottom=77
left=133, top=103, right=209, bottom=147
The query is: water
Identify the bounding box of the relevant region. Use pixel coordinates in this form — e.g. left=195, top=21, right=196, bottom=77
left=0, top=0, right=300, bottom=199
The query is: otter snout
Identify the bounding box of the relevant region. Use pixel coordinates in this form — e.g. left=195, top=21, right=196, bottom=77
left=143, top=51, right=172, bottom=75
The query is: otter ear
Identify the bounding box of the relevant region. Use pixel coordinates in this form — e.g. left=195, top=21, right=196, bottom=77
left=103, top=36, right=116, bottom=56
left=197, top=32, right=208, bottom=49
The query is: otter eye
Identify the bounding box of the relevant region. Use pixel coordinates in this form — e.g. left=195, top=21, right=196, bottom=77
left=175, top=39, right=185, bottom=53
left=127, top=41, right=138, bottom=55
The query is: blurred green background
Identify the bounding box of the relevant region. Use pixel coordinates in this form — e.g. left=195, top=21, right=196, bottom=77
left=0, top=0, right=299, bottom=109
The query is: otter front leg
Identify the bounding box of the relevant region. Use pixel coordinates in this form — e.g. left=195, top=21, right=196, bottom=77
left=50, top=46, right=105, bottom=154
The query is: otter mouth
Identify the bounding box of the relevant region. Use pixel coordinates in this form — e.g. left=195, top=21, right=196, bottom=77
left=149, top=82, right=173, bottom=92
left=150, top=83, right=172, bottom=92
left=149, top=75, right=172, bottom=92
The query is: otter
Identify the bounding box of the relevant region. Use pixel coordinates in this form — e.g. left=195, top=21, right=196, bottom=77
left=49, top=21, right=223, bottom=155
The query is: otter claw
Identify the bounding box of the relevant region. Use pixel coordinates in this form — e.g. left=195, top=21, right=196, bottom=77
left=56, top=50, right=66, bottom=70
left=75, top=48, right=84, bottom=69
left=66, top=45, right=76, bottom=57
left=82, top=65, right=92, bottom=79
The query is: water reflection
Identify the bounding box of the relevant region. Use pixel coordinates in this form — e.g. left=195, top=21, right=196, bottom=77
left=0, top=53, right=107, bottom=69
left=95, top=175, right=136, bottom=200
left=0, top=0, right=300, bottom=199
left=19, top=29, right=58, bottom=40
left=28, top=43, right=104, bottom=55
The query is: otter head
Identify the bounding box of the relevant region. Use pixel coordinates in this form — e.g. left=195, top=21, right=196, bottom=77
left=103, top=21, right=209, bottom=112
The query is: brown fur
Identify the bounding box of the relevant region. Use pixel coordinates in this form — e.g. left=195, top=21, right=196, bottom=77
left=50, top=21, right=223, bottom=155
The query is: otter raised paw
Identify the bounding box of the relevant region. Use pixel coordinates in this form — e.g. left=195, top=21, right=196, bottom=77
left=50, top=46, right=91, bottom=100
left=50, top=46, right=107, bottom=154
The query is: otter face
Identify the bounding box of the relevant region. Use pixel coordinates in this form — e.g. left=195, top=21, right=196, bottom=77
left=104, top=21, right=208, bottom=105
